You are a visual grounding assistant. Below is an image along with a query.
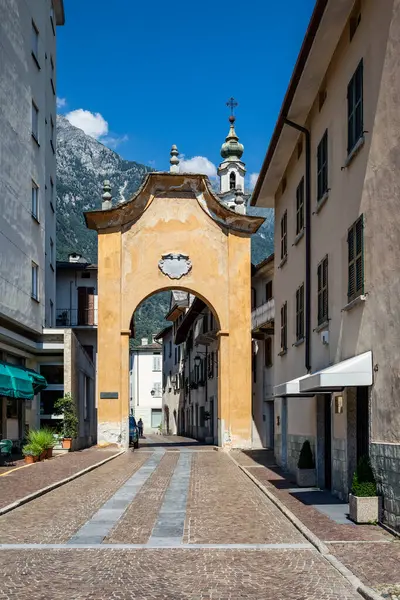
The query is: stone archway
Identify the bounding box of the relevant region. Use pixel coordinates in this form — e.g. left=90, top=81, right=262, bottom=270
left=85, top=172, right=263, bottom=448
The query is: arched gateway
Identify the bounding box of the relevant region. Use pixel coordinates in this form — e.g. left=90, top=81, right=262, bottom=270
left=85, top=170, right=263, bottom=448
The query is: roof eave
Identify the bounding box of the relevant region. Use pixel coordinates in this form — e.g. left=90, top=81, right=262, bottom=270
left=54, top=0, right=65, bottom=25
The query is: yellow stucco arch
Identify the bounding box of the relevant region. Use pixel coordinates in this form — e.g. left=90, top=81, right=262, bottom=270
left=85, top=172, right=263, bottom=448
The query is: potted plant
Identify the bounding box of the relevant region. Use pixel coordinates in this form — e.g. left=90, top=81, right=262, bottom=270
left=28, top=428, right=56, bottom=459
left=349, top=456, right=382, bottom=523
left=54, top=393, right=78, bottom=450
left=296, top=440, right=316, bottom=487
left=22, top=442, right=41, bottom=464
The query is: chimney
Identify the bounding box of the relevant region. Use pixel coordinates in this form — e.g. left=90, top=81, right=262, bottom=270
left=141, top=337, right=148, bottom=346
left=68, top=253, right=82, bottom=263
left=151, top=334, right=156, bottom=344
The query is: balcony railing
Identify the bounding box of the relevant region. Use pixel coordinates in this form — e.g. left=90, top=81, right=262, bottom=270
left=55, top=308, right=98, bottom=327
left=251, top=299, right=275, bottom=331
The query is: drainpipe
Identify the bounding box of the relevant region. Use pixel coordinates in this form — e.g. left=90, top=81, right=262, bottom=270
left=284, top=119, right=311, bottom=373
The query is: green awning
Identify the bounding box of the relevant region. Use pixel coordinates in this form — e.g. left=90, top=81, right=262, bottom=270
left=0, top=362, right=47, bottom=400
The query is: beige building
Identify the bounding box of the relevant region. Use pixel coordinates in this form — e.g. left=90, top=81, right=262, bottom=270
left=252, top=0, right=400, bottom=530
left=0, top=1, right=65, bottom=444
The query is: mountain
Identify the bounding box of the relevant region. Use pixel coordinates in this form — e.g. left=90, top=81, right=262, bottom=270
left=56, top=115, right=154, bottom=262
left=56, top=116, right=274, bottom=341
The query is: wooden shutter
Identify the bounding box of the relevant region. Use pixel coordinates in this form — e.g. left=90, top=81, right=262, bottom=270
left=348, top=216, right=363, bottom=301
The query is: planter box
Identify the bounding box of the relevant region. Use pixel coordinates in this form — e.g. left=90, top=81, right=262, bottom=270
left=24, top=455, right=38, bottom=464
left=62, top=438, right=72, bottom=450
left=296, top=467, right=316, bottom=487
left=349, top=493, right=382, bottom=524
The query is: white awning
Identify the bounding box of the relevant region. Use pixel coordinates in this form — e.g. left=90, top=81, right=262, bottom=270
left=299, top=351, right=373, bottom=393
left=273, top=374, right=311, bottom=397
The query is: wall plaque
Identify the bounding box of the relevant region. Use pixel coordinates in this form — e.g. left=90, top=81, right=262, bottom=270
left=158, top=253, right=192, bottom=279
left=100, top=392, right=119, bottom=399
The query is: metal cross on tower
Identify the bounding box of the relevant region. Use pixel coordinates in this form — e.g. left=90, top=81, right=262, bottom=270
left=226, top=97, right=238, bottom=117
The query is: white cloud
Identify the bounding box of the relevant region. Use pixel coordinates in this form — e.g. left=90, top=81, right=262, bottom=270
left=56, top=97, right=67, bottom=109
left=179, top=155, right=217, bottom=178
left=249, top=172, right=259, bottom=190
left=65, top=109, right=109, bottom=140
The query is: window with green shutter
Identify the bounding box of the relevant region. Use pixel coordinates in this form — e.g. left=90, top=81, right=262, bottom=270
left=280, top=302, right=287, bottom=353
left=317, top=131, right=328, bottom=201
left=348, top=216, right=364, bottom=301
left=296, top=178, right=304, bottom=235
left=348, top=60, right=363, bottom=153
left=317, top=256, right=329, bottom=324
left=280, top=211, right=287, bottom=260
left=295, top=284, right=304, bottom=341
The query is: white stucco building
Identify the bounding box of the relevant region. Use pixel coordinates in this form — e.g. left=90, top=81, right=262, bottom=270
left=130, top=338, right=163, bottom=434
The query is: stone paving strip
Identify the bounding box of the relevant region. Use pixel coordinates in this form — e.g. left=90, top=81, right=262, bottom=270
left=183, top=451, right=306, bottom=544
left=148, top=451, right=192, bottom=546
left=0, top=452, right=149, bottom=544
left=68, top=450, right=164, bottom=544
left=105, top=451, right=179, bottom=544
left=0, top=447, right=120, bottom=510
left=0, top=548, right=361, bottom=599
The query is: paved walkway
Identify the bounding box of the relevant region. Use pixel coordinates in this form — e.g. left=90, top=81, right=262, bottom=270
left=0, top=446, right=119, bottom=510
left=0, top=437, right=364, bottom=600
left=232, top=448, right=400, bottom=599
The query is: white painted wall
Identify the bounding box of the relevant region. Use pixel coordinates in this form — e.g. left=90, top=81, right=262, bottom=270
left=130, top=345, right=163, bottom=434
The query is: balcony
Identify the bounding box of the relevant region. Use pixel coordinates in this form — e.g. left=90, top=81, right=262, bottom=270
left=252, top=299, right=275, bottom=336
left=55, top=308, right=98, bottom=327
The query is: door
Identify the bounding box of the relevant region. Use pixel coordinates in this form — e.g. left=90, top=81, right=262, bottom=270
left=356, top=387, right=369, bottom=460
left=264, top=401, right=274, bottom=449
left=281, top=397, right=287, bottom=469
left=209, top=398, right=214, bottom=443
left=77, top=287, right=95, bottom=325
left=324, top=395, right=332, bottom=490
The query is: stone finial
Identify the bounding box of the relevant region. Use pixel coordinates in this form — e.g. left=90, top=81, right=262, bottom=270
left=234, top=188, right=246, bottom=215
left=102, top=180, right=112, bottom=210
left=170, top=145, right=179, bottom=173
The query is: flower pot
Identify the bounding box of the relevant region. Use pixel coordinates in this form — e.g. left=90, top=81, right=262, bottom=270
left=296, top=467, right=316, bottom=487
left=46, top=448, right=53, bottom=459
left=349, top=493, right=382, bottom=524
left=24, top=455, right=35, bottom=464
left=39, top=451, right=46, bottom=461
left=62, top=438, right=72, bottom=450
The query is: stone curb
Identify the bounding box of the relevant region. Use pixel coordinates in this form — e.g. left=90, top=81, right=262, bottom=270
left=0, top=449, right=126, bottom=517
left=227, top=452, right=383, bottom=600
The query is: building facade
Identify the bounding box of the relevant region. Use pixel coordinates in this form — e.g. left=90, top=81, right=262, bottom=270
left=0, top=1, right=65, bottom=445
left=130, top=338, right=163, bottom=435
left=253, top=0, right=400, bottom=530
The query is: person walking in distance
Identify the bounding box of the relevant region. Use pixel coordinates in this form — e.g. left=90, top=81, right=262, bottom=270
left=137, top=418, right=143, bottom=437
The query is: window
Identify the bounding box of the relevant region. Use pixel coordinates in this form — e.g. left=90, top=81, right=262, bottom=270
left=265, top=337, right=273, bottom=368
left=31, top=262, right=39, bottom=300
left=230, top=172, right=236, bottom=190
left=207, top=352, right=214, bottom=379
left=348, top=216, right=364, bottom=301
left=296, top=284, right=304, bottom=341
left=151, top=408, right=162, bottom=428
left=317, top=131, right=328, bottom=201
left=83, top=345, right=94, bottom=361
left=50, top=238, right=54, bottom=268
left=49, top=300, right=53, bottom=327
left=32, top=101, right=39, bottom=141
left=50, top=116, right=55, bottom=153
left=266, top=280, right=273, bottom=302
left=40, top=390, right=62, bottom=415
left=50, top=56, right=56, bottom=95
left=31, top=181, right=39, bottom=220
left=174, top=347, right=177, bottom=365
left=251, top=287, right=257, bottom=309
left=280, top=211, right=287, bottom=260
left=40, top=364, right=63, bottom=385
left=252, top=353, right=257, bottom=383
left=31, top=21, right=39, bottom=66
left=348, top=60, right=363, bottom=154
left=280, top=302, right=287, bottom=353
left=317, top=256, right=329, bottom=325
left=81, top=272, right=90, bottom=279
left=153, top=382, right=162, bottom=397
left=153, top=354, right=161, bottom=371
left=296, top=178, right=304, bottom=235
left=50, top=177, right=55, bottom=212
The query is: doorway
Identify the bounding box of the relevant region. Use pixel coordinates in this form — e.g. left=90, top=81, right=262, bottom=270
left=324, top=395, right=332, bottom=490
left=356, top=386, right=369, bottom=460
left=264, top=401, right=274, bottom=449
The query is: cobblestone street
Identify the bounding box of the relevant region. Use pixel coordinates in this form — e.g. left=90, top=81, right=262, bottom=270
left=0, top=437, right=398, bottom=599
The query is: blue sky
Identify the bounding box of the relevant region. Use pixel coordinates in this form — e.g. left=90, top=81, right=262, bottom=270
left=57, top=0, right=315, bottom=184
